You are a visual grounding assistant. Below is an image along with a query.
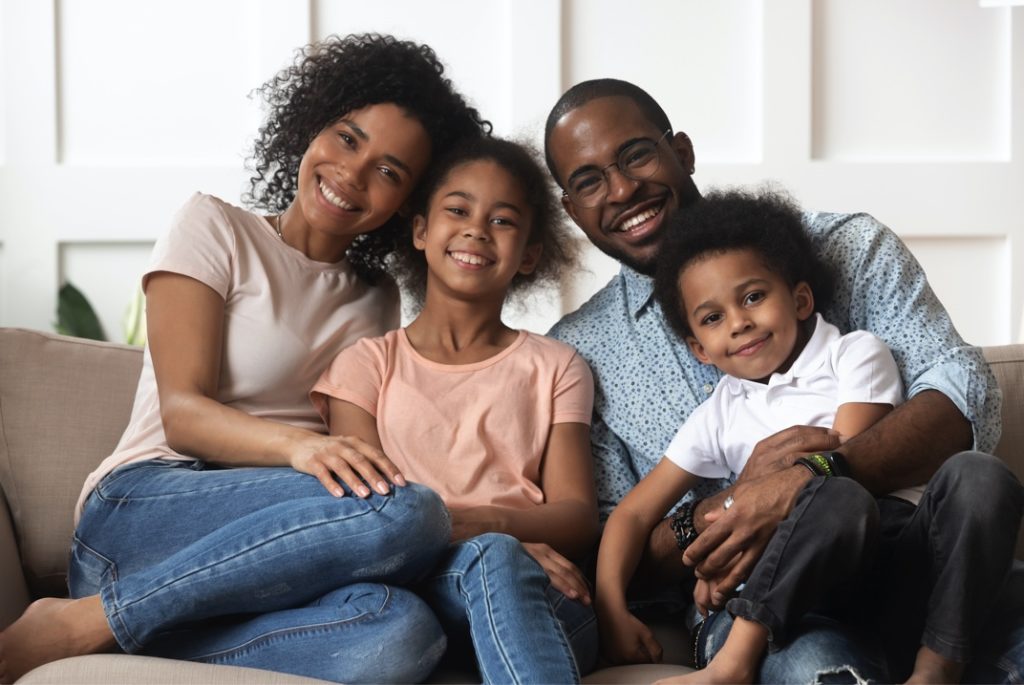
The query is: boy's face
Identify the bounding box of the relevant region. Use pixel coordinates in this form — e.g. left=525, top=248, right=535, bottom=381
left=680, top=248, right=815, bottom=383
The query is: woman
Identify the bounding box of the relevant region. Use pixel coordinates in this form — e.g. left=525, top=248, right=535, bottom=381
left=0, top=34, right=489, bottom=685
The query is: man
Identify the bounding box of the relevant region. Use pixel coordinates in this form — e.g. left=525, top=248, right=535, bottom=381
left=544, top=78, right=1021, bottom=682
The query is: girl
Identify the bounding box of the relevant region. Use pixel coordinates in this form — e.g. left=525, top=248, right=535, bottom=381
left=311, top=136, right=600, bottom=683
left=0, top=34, right=489, bottom=685
left=597, top=188, right=902, bottom=683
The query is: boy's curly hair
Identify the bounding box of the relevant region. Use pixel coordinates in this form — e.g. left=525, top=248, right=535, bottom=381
left=654, top=186, right=835, bottom=340
left=391, top=136, right=577, bottom=307
left=244, top=33, right=491, bottom=283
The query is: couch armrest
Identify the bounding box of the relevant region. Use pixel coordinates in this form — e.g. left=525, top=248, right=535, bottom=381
left=0, top=485, right=31, bottom=627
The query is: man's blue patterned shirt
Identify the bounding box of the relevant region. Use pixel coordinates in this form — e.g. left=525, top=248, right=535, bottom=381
left=548, top=211, right=1001, bottom=520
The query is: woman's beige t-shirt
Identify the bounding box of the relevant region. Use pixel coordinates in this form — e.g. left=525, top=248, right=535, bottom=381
left=75, top=193, right=399, bottom=521
left=310, top=329, right=593, bottom=510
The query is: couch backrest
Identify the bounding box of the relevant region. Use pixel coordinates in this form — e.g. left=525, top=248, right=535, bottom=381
left=1, top=327, right=1022, bottom=598
left=983, top=345, right=1024, bottom=559
left=0, top=328, right=142, bottom=597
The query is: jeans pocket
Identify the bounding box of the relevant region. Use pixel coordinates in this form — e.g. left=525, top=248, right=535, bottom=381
left=67, top=535, right=116, bottom=598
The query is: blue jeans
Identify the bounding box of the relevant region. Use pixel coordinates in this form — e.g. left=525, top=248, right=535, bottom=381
left=68, top=459, right=451, bottom=683
left=696, top=452, right=1024, bottom=683
left=419, top=533, right=598, bottom=684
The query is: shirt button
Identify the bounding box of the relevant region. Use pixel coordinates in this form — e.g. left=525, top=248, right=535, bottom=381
left=703, top=384, right=714, bottom=395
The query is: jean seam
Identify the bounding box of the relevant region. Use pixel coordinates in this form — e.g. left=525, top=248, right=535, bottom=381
left=467, top=537, right=518, bottom=684
left=97, top=464, right=307, bottom=504
left=192, top=585, right=393, bottom=663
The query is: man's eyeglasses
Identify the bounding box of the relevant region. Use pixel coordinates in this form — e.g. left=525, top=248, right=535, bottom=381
left=563, top=130, right=672, bottom=208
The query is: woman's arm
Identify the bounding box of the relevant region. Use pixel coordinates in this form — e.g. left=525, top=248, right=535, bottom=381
left=449, top=422, right=599, bottom=560
left=147, top=272, right=402, bottom=497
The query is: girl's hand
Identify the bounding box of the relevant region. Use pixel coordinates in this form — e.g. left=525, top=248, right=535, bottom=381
left=289, top=433, right=406, bottom=498
left=522, top=542, right=592, bottom=605
left=599, top=609, right=663, bottom=665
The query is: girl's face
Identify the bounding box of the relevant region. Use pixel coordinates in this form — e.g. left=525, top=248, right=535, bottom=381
left=680, top=248, right=814, bottom=383
left=413, top=159, right=542, bottom=302
left=296, top=103, right=431, bottom=244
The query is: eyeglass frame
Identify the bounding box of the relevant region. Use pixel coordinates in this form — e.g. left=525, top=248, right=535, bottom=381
left=561, top=129, right=673, bottom=208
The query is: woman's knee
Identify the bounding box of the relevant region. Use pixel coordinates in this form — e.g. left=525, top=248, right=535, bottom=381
left=386, top=482, right=450, bottom=544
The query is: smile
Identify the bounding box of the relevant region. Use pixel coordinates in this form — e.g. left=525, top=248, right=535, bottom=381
left=616, top=206, right=661, bottom=232
left=447, top=250, right=494, bottom=267
left=730, top=335, right=770, bottom=357
left=319, top=180, right=357, bottom=211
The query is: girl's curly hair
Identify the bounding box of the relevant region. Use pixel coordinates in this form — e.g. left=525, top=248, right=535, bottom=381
left=244, top=33, right=491, bottom=283
left=391, top=136, right=577, bottom=307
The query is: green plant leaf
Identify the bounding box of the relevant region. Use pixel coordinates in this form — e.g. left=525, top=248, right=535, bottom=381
left=56, top=282, right=107, bottom=341
left=123, top=285, right=147, bottom=347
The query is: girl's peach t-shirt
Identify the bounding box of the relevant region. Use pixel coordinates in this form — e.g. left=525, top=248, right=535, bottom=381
left=311, top=329, right=594, bottom=510
left=75, top=193, right=398, bottom=521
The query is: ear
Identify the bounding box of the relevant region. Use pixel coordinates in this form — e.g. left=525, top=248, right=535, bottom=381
left=518, top=243, right=543, bottom=275
left=412, top=215, right=428, bottom=251
left=686, top=335, right=712, bottom=365
left=793, top=281, right=815, bottom=320
left=670, top=131, right=696, bottom=175
left=560, top=193, right=582, bottom=227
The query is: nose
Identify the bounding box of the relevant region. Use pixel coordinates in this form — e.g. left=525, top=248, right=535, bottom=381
left=462, top=219, right=489, bottom=241
left=605, top=165, right=640, bottom=204
left=729, top=310, right=754, bottom=335
left=336, top=156, right=368, bottom=191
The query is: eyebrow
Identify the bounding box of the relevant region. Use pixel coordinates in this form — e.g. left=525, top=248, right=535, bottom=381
left=338, top=118, right=414, bottom=176
left=565, top=136, right=653, bottom=186
left=443, top=190, right=523, bottom=214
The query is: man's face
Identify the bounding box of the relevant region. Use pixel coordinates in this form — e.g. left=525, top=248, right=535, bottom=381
left=548, top=96, right=700, bottom=275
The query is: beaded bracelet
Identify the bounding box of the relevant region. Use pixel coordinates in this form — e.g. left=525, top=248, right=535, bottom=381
left=669, top=500, right=700, bottom=551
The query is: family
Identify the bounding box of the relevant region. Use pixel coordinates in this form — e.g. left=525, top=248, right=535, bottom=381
left=1, top=33, right=1022, bottom=685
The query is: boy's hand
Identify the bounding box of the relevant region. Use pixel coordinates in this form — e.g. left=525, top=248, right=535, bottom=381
left=599, top=610, right=663, bottom=665
left=522, top=543, right=591, bottom=605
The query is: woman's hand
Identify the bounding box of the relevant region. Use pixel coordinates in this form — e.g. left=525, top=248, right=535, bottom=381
left=522, top=542, right=592, bottom=605
left=289, top=432, right=406, bottom=498
left=598, top=608, right=663, bottom=665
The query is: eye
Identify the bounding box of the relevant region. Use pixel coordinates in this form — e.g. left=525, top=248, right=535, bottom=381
left=445, top=206, right=468, bottom=217
left=700, top=312, right=722, bottom=326
left=337, top=131, right=356, bottom=148
left=743, top=291, right=766, bottom=306
left=490, top=215, right=518, bottom=227
left=571, top=173, right=602, bottom=196
left=377, top=166, right=401, bottom=184
left=621, top=143, right=656, bottom=169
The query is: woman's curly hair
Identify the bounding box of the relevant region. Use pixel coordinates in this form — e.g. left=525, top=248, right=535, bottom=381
left=391, top=136, right=577, bottom=307
left=654, top=186, right=835, bottom=341
left=244, top=33, right=491, bottom=283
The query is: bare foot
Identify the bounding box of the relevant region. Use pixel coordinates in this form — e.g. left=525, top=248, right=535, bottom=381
left=905, top=645, right=964, bottom=685
left=0, top=596, right=116, bottom=683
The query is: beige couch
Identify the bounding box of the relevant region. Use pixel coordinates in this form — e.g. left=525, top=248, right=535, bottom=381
left=1, top=327, right=1022, bottom=684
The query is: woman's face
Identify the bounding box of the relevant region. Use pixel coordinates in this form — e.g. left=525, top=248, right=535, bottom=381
left=296, top=103, right=432, bottom=244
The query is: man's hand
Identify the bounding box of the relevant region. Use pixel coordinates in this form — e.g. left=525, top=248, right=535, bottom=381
left=684, top=466, right=811, bottom=604
left=597, top=608, right=663, bottom=665
left=739, top=425, right=842, bottom=482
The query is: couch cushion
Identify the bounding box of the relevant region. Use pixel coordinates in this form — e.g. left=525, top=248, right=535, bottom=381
left=983, top=344, right=1024, bottom=559
left=18, top=655, right=332, bottom=684
left=0, top=328, right=142, bottom=598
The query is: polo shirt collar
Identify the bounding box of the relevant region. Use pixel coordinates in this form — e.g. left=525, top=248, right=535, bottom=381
left=620, top=264, right=656, bottom=317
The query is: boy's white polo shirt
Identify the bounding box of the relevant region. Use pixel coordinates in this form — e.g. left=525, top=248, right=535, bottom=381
left=664, top=314, right=911, bottom=496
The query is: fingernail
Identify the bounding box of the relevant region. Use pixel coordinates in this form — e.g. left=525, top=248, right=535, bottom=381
left=376, top=481, right=389, bottom=494
left=394, top=474, right=407, bottom=487
left=358, top=485, right=370, bottom=497
left=333, top=488, right=344, bottom=498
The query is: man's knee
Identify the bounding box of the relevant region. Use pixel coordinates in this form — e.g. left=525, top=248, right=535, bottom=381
left=933, top=451, right=1024, bottom=517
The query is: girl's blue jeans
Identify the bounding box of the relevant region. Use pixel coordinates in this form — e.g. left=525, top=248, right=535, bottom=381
left=68, top=459, right=451, bottom=684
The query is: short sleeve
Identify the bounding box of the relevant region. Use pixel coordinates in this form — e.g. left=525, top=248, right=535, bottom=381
left=552, top=353, right=595, bottom=425
left=310, top=338, right=386, bottom=427
left=142, top=193, right=236, bottom=298
left=663, top=399, right=730, bottom=480
left=833, top=331, right=904, bottom=408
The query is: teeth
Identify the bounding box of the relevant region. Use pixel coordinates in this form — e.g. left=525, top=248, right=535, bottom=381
left=319, top=181, right=356, bottom=210
left=618, top=207, right=659, bottom=232
left=449, top=251, right=492, bottom=266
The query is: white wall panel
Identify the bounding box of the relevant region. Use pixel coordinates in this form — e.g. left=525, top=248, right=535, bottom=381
left=58, top=0, right=263, bottom=165
left=59, top=241, right=153, bottom=343
left=812, top=0, right=1011, bottom=161
left=0, top=0, right=6, bottom=165
left=565, top=0, right=763, bottom=164
left=903, top=236, right=1009, bottom=347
